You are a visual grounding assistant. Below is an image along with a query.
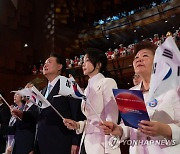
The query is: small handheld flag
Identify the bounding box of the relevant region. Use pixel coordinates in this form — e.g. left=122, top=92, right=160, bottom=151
left=149, top=36, right=180, bottom=102
left=54, top=76, right=86, bottom=100
left=11, top=87, right=64, bottom=119
left=31, top=86, right=64, bottom=119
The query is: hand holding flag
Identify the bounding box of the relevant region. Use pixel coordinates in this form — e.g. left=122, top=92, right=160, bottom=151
left=0, top=94, right=23, bottom=120
left=11, top=86, right=64, bottom=119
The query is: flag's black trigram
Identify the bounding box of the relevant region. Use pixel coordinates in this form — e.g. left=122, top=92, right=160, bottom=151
left=67, top=94, right=72, bottom=97
left=178, top=66, right=180, bottom=76
left=66, top=80, right=71, bottom=88
left=152, top=62, right=157, bottom=74
left=38, top=101, right=42, bottom=107
left=162, top=49, right=173, bottom=59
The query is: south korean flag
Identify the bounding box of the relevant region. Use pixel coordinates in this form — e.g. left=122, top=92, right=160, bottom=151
left=148, top=36, right=180, bottom=102
left=54, top=75, right=86, bottom=100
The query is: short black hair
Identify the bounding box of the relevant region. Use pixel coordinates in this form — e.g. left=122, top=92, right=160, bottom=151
left=84, top=48, right=107, bottom=74
left=134, top=41, right=157, bottom=56
left=49, top=52, right=66, bottom=73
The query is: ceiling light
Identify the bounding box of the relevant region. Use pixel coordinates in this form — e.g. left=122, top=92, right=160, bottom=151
left=165, top=20, right=168, bottom=23
left=24, top=43, right=28, bottom=47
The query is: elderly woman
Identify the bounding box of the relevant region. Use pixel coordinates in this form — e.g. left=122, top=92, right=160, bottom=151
left=100, top=41, right=180, bottom=154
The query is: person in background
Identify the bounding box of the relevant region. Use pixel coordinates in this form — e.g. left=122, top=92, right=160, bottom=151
left=132, top=73, right=142, bottom=86
left=9, top=94, right=38, bottom=154
left=100, top=41, right=180, bottom=153
left=4, top=92, right=26, bottom=154
left=0, top=95, right=10, bottom=154
left=12, top=52, right=84, bottom=154
left=63, top=48, right=120, bottom=154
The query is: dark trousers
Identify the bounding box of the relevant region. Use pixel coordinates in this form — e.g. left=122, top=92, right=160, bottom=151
left=34, top=140, right=40, bottom=154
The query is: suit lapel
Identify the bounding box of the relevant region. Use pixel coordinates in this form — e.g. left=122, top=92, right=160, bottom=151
left=41, top=87, right=46, bottom=96
left=47, top=80, right=60, bottom=102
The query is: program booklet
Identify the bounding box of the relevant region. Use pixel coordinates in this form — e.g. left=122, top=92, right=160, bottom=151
left=113, top=89, right=150, bottom=129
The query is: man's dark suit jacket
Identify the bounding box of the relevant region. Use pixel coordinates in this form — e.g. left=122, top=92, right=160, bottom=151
left=24, top=79, right=85, bottom=154
left=0, top=103, right=10, bottom=153
left=0, top=104, right=38, bottom=154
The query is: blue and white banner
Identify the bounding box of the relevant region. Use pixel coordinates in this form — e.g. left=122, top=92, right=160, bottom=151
left=149, top=36, right=180, bottom=102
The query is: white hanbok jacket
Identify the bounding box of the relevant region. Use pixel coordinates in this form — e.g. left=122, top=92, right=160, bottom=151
left=76, top=73, right=120, bottom=154
left=120, top=83, right=180, bottom=154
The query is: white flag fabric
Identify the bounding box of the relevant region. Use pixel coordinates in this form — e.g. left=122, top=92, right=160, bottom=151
left=148, top=36, right=180, bottom=102
left=12, top=87, right=51, bottom=109
left=31, top=86, right=51, bottom=109
left=11, top=88, right=35, bottom=103
left=54, top=76, right=86, bottom=100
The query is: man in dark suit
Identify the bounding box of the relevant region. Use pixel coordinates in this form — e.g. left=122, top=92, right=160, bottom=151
left=13, top=52, right=84, bottom=154
left=0, top=96, right=11, bottom=153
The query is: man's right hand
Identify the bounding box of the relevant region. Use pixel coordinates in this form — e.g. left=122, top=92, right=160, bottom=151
left=63, top=118, right=79, bottom=130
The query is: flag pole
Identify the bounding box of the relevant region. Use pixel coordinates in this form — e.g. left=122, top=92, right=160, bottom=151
left=69, top=76, right=104, bottom=123
left=0, top=94, right=22, bottom=121
left=48, top=104, right=64, bottom=120
left=86, top=98, right=104, bottom=123
left=0, top=94, right=11, bottom=108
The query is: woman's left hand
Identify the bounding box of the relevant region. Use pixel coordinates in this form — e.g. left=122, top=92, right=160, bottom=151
left=138, top=120, right=172, bottom=139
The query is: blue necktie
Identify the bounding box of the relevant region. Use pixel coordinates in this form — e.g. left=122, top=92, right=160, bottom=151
left=45, top=84, right=52, bottom=98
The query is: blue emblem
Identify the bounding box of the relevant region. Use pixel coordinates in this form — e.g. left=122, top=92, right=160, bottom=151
left=149, top=99, right=158, bottom=107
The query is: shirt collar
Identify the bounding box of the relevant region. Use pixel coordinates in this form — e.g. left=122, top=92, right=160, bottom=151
left=26, top=102, right=33, bottom=109
left=48, top=76, right=59, bottom=88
